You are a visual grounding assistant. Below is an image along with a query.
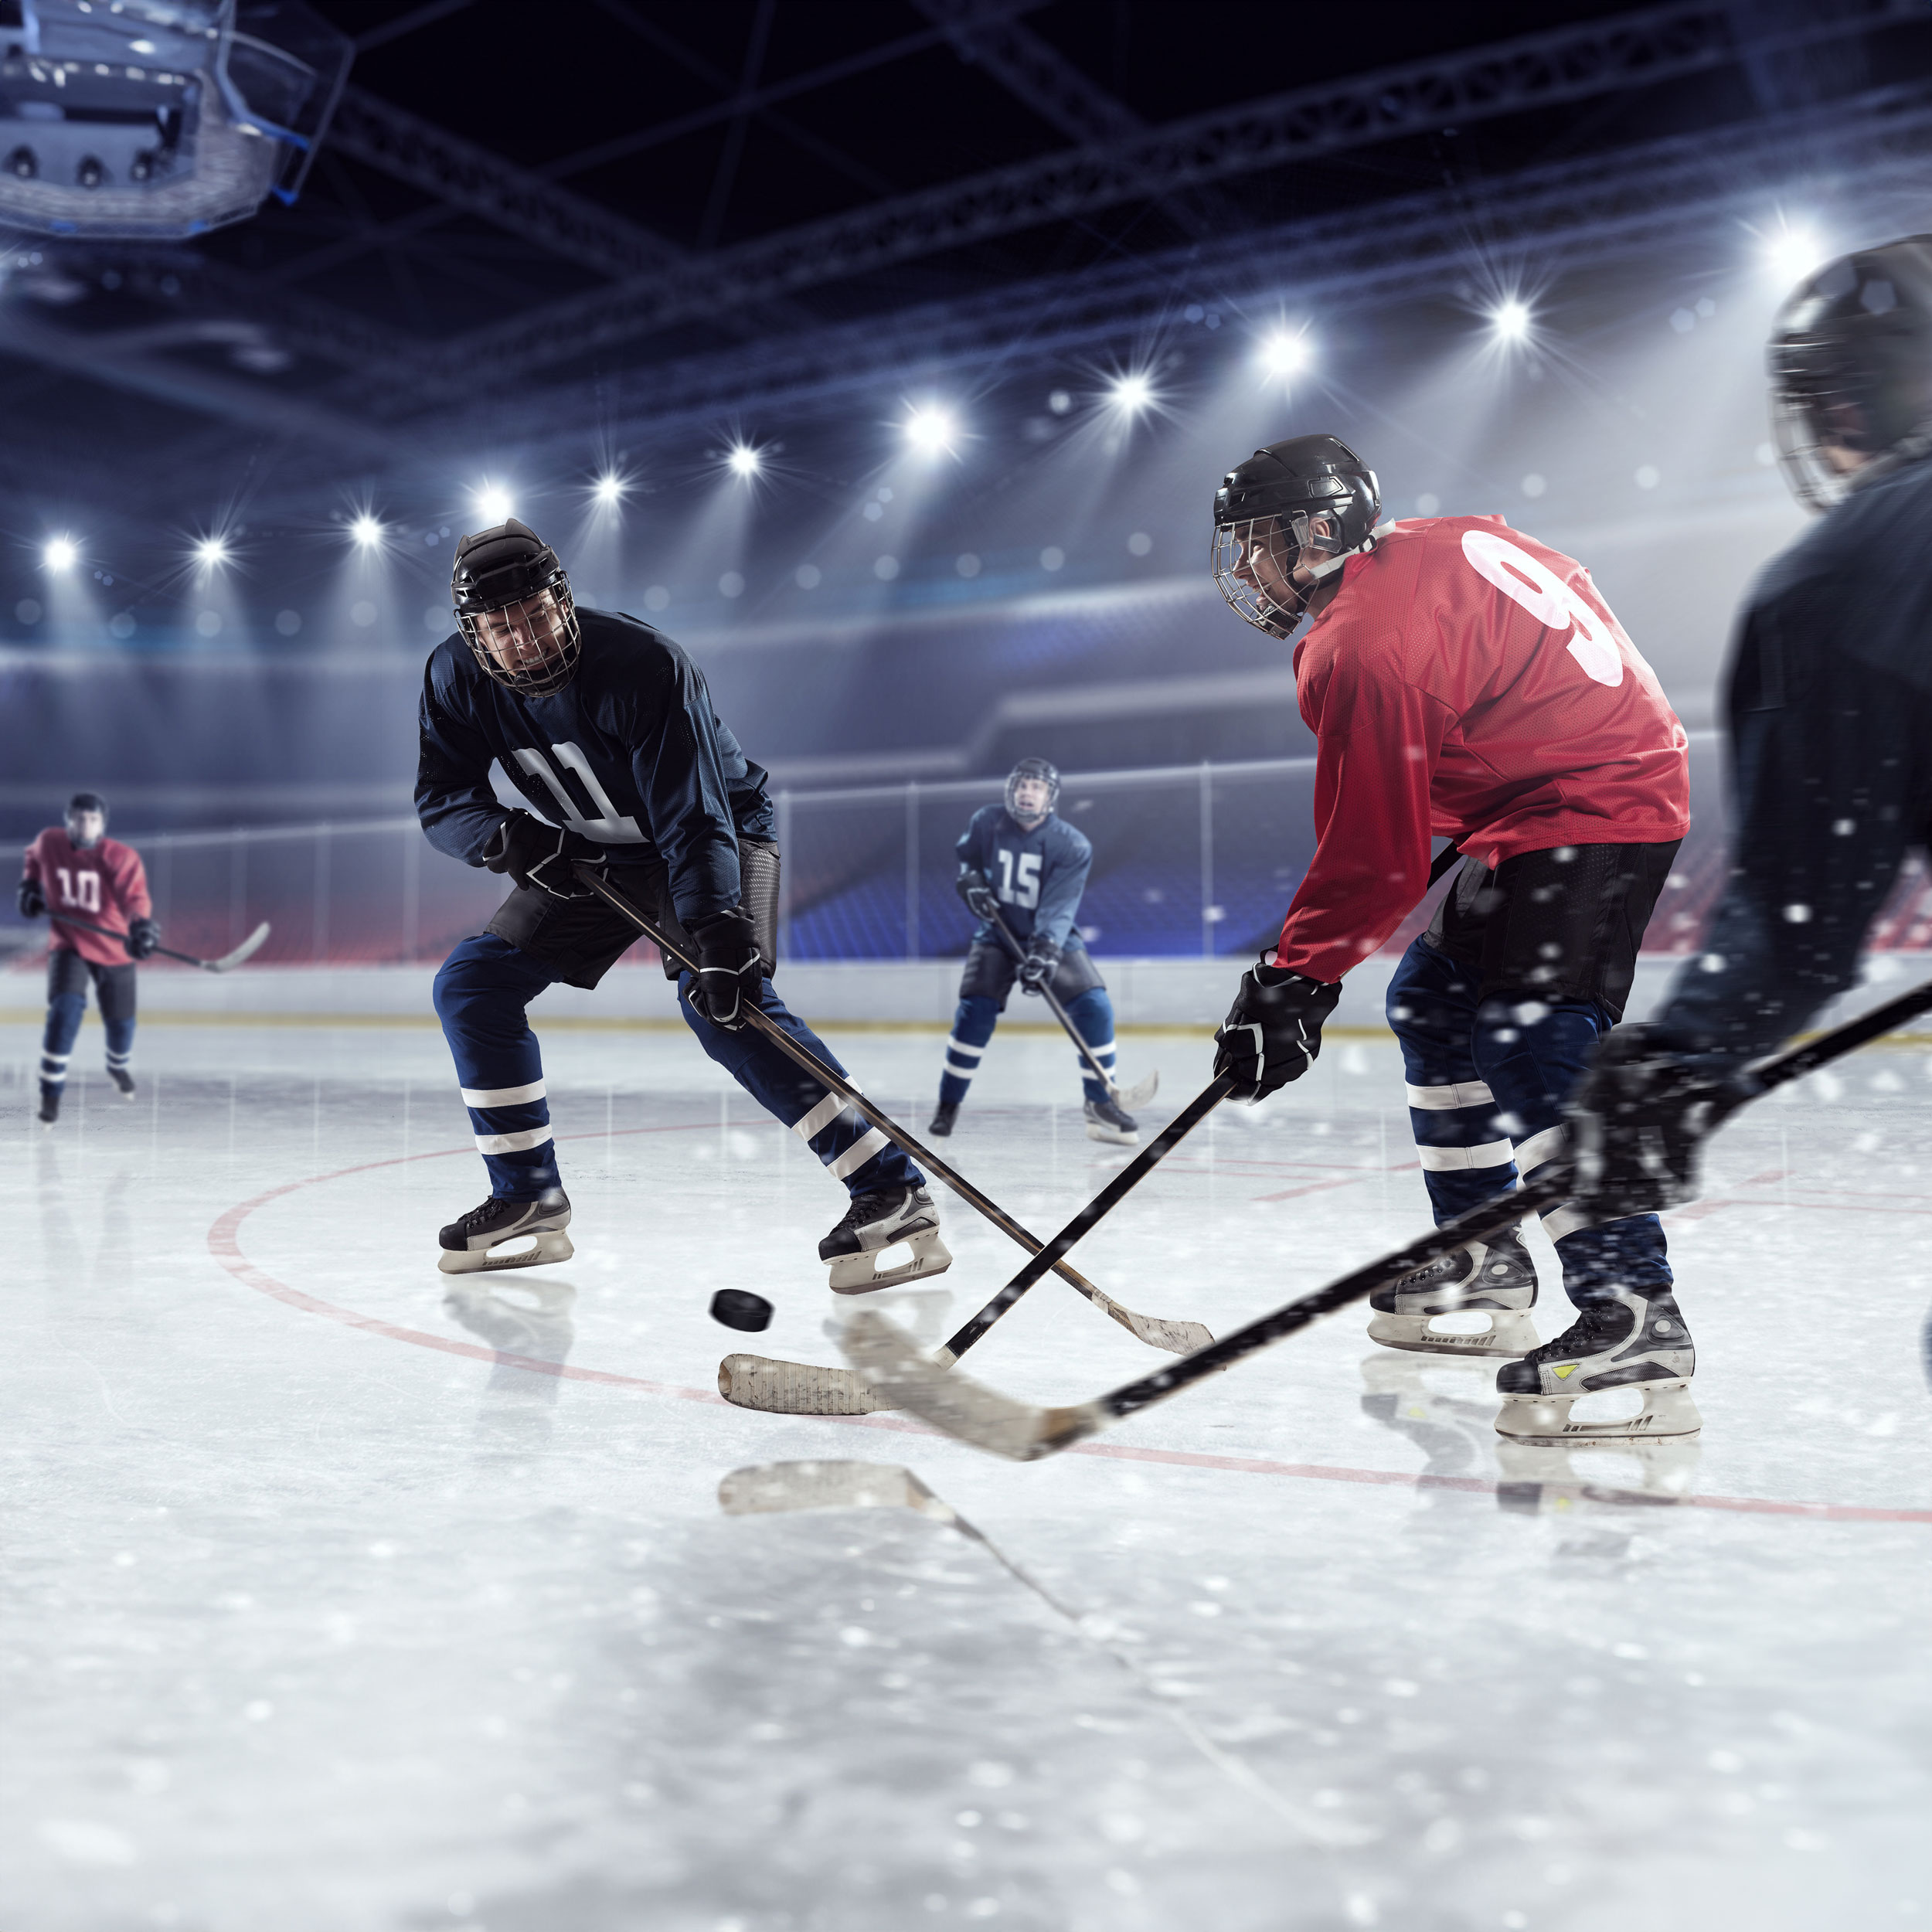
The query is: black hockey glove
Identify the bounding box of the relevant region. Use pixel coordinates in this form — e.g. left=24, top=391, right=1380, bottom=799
left=955, top=864, right=998, bottom=921
left=1017, top=937, right=1060, bottom=995
left=1566, top=1025, right=1759, bottom=1218
left=688, top=907, right=763, bottom=1033
left=483, top=810, right=607, bottom=900
left=124, top=916, right=162, bottom=961
left=1213, top=959, right=1342, bottom=1102
left=17, top=876, right=45, bottom=919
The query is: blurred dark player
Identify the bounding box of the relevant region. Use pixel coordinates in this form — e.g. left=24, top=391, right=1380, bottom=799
left=1204, top=435, right=1696, bottom=1444
left=1574, top=235, right=1932, bottom=1219
left=417, top=520, right=945, bottom=1291
left=18, top=791, right=160, bottom=1125
left=932, top=757, right=1138, bottom=1146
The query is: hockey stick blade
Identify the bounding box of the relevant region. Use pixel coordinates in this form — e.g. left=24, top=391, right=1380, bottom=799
left=841, top=969, right=1932, bottom=1461
left=1114, top=1067, right=1159, bottom=1111
left=719, top=1352, right=897, bottom=1416
left=205, top=920, right=271, bottom=973
left=719, top=1458, right=957, bottom=1520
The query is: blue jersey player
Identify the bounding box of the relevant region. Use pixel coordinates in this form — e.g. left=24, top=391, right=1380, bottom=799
left=416, top=519, right=946, bottom=1293
left=930, top=757, right=1139, bottom=1147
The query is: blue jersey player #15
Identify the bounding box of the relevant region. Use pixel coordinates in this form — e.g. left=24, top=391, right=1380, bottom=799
left=415, top=518, right=947, bottom=1293
left=930, top=757, right=1141, bottom=1147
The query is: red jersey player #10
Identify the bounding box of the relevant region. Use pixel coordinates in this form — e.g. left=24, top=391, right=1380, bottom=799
left=1209, top=431, right=1695, bottom=1454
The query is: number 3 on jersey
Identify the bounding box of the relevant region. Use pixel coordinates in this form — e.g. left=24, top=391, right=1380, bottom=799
left=996, top=849, right=1041, bottom=910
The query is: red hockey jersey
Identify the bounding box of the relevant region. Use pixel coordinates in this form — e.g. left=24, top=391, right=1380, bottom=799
left=1272, top=515, right=1689, bottom=985
left=22, top=828, right=152, bottom=968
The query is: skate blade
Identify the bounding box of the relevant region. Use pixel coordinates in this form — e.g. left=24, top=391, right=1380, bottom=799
left=1494, top=1380, right=1702, bottom=1444
left=827, top=1229, right=953, bottom=1295
left=1085, top=1122, right=1139, bottom=1147
left=437, top=1230, right=575, bottom=1275
left=1366, top=1309, right=1540, bottom=1358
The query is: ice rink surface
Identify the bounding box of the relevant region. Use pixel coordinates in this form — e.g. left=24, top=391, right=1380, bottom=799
left=5, top=1005, right=1930, bottom=1932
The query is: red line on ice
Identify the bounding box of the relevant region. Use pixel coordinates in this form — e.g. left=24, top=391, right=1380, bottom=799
left=206, top=1134, right=1932, bottom=1526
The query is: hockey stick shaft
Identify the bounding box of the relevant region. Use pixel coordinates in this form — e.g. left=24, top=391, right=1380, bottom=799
left=981, top=903, right=1125, bottom=1098
left=30, top=909, right=254, bottom=972
left=574, top=866, right=1126, bottom=1311
left=1060, top=968, right=1932, bottom=1437
left=940, top=1071, right=1234, bottom=1359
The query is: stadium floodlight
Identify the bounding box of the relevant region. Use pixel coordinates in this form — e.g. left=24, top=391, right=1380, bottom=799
left=192, top=534, right=230, bottom=570
left=1257, top=330, right=1310, bottom=379
left=1763, top=220, right=1828, bottom=285
left=471, top=485, right=514, bottom=526
left=594, top=472, right=627, bottom=505
left=902, top=403, right=958, bottom=456
left=1491, top=299, right=1533, bottom=342
left=349, top=512, right=383, bottom=549
left=1106, top=370, right=1156, bottom=416
left=42, top=536, right=78, bottom=573
left=0, top=1, right=353, bottom=242
left=726, top=443, right=763, bottom=479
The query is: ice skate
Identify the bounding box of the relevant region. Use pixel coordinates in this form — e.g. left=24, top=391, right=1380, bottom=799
left=927, top=1100, right=959, bottom=1138
left=1493, top=1285, right=1700, bottom=1443
left=106, top=1063, right=136, bottom=1101
left=1083, top=1096, right=1139, bottom=1146
left=1367, top=1229, right=1539, bottom=1357
left=819, top=1184, right=952, bottom=1294
left=36, top=1082, right=60, bottom=1130
left=437, top=1187, right=574, bottom=1274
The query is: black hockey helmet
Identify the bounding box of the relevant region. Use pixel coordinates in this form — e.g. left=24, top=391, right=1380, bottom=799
left=1769, top=235, right=1932, bottom=512
left=66, top=791, right=107, bottom=848
left=451, top=519, right=582, bottom=695
left=1005, top=757, right=1060, bottom=825
left=1211, top=434, right=1381, bottom=638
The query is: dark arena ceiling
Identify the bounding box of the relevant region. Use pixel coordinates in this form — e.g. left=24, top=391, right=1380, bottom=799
left=2, top=0, right=1930, bottom=578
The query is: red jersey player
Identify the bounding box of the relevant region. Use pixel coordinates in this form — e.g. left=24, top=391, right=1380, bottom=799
left=1206, top=435, right=1697, bottom=1446
left=18, top=791, right=160, bottom=1127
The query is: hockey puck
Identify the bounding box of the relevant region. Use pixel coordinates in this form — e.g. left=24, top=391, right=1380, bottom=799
left=710, top=1289, right=774, bottom=1333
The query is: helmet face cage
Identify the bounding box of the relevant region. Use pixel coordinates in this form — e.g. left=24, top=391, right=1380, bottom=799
left=65, top=791, right=106, bottom=848
left=1209, top=512, right=1329, bottom=639
left=456, top=575, right=582, bottom=696
left=1005, top=758, right=1060, bottom=824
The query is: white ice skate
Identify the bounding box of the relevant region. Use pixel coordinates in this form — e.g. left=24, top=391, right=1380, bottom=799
left=1083, top=1097, right=1139, bottom=1146
left=1366, top=1229, right=1540, bottom=1358
left=1493, top=1285, right=1701, bottom=1444
left=437, top=1188, right=574, bottom=1274
left=819, top=1184, right=952, bottom=1294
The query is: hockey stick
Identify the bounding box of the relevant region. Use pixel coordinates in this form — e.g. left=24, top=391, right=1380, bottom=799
left=841, top=968, right=1932, bottom=1461
left=570, top=866, right=1202, bottom=1361
left=31, top=910, right=272, bottom=974
left=723, top=1074, right=1230, bottom=1415
left=981, top=902, right=1157, bottom=1111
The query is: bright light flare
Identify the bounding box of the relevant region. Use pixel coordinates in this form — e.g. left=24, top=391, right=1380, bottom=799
left=349, top=512, right=384, bottom=549
left=1257, top=330, right=1310, bottom=379
left=1106, top=370, right=1156, bottom=416
left=1763, top=221, right=1828, bottom=286
left=471, top=485, right=514, bottom=526
left=726, top=443, right=763, bottom=479
left=902, top=404, right=958, bottom=456
left=1491, top=300, right=1532, bottom=342
left=41, top=536, right=77, bottom=572
left=593, top=471, right=628, bottom=505
left=193, top=536, right=230, bottom=570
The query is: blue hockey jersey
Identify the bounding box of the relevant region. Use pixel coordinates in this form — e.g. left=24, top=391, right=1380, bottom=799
left=416, top=607, right=774, bottom=926
left=957, top=804, right=1092, bottom=949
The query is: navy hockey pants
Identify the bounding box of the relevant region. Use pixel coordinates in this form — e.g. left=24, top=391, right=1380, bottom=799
left=41, top=951, right=136, bottom=1093
left=434, top=934, right=923, bottom=1201
left=1385, top=935, right=1671, bottom=1307
left=940, top=987, right=1117, bottom=1108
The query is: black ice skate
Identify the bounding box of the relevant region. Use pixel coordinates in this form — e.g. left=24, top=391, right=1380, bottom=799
left=927, top=1100, right=960, bottom=1138
left=37, top=1082, right=60, bottom=1129
left=1083, top=1096, right=1139, bottom=1146
left=437, top=1187, right=574, bottom=1275
left=818, top=1184, right=952, bottom=1294
left=107, top=1063, right=136, bottom=1100
left=1493, top=1285, right=1700, bottom=1444
left=1368, top=1229, right=1539, bottom=1358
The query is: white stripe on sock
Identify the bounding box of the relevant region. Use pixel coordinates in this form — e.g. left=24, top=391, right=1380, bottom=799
left=1515, top=1124, right=1567, bottom=1173
left=42, top=1050, right=71, bottom=1066
left=1543, top=1201, right=1597, bottom=1241
left=1417, top=1138, right=1515, bottom=1172
left=945, top=1036, right=985, bottom=1061
left=828, top=1128, right=890, bottom=1179
left=473, top=1126, right=554, bottom=1155
left=460, top=1078, right=547, bottom=1107
left=794, top=1092, right=845, bottom=1141
left=944, top=1054, right=979, bottom=1077
left=1405, top=1080, right=1496, bottom=1111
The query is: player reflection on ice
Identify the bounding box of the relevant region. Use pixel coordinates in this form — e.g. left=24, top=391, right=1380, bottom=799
left=440, top=1277, right=578, bottom=1453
